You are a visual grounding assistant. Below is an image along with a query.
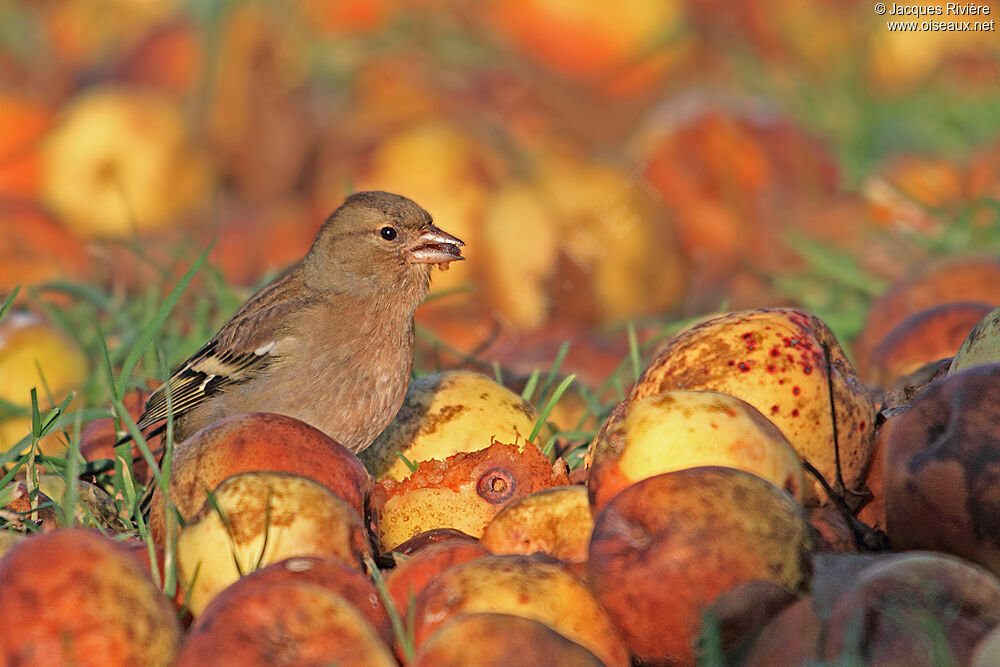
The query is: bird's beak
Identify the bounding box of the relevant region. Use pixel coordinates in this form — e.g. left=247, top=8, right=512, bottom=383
left=408, top=224, right=465, bottom=264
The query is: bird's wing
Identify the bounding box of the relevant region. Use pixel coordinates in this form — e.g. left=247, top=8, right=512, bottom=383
left=134, top=267, right=321, bottom=432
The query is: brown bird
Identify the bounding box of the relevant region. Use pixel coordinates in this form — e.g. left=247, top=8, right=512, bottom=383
left=131, top=191, right=463, bottom=452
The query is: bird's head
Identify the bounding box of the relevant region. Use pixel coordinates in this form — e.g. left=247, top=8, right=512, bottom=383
left=304, top=191, right=464, bottom=305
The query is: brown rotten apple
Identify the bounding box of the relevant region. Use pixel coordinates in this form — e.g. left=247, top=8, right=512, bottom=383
left=824, top=552, right=1000, bottom=664
left=588, top=467, right=814, bottom=665
left=0, top=529, right=180, bottom=666
left=883, top=364, right=1000, bottom=575
left=631, top=308, right=875, bottom=503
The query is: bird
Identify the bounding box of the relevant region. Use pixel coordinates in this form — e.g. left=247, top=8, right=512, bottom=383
left=129, top=191, right=463, bottom=453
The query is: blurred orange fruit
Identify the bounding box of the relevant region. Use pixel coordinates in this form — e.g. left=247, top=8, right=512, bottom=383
left=481, top=152, right=686, bottom=329
left=0, top=312, right=88, bottom=455
left=0, top=95, right=53, bottom=201
left=0, top=206, right=89, bottom=293
left=41, top=87, right=211, bottom=238
left=489, top=0, right=686, bottom=85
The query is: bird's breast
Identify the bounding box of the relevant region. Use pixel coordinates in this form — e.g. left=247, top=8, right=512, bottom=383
left=252, top=325, right=413, bottom=452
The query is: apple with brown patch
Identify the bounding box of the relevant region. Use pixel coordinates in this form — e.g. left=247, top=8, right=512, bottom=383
left=361, top=370, right=554, bottom=482
left=587, top=467, right=814, bottom=665
left=176, top=471, right=372, bottom=615
left=0, top=529, right=180, bottom=666
left=410, top=554, right=629, bottom=667
left=411, top=612, right=605, bottom=666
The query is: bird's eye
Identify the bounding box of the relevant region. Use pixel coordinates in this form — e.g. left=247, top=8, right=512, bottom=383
left=379, top=226, right=398, bottom=241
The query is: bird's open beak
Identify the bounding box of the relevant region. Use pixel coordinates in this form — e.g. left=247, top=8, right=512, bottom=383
left=408, top=224, right=465, bottom=264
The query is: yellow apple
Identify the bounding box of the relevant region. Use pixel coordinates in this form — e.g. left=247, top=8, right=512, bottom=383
left=0, top=312, right=87, bottom=455
left=361, top=370, right=554, bottom=482
left=176, top=471, right=372, bottom=616
left=587, top=389, right=805, bottom=513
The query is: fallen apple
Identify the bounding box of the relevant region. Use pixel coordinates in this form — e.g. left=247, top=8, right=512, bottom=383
left=883, top=364, right=1000, bottom=575
left=950, top=304, right=1000, bottom=373
left=479, top=484, right=593, bottom=566
left=361, top=370, right=554, bottom=482
left=588, top=467, right=814, bottom=665
left=865, top=302, right=993, bottom=387
left=176, top=471, right=372, bottom=616
left=0, top=311, right=88, bottom=456
left=177, top=580, right=395, bottom=666
left=824, top=552, right=1000, bottom=664
left=149, top=411, right=372, bottom=545
left=385, top=539, right=491, bottom=622
left=0, top=529, right=180, bottom=665
left=743, top=596, right=823, bottom=666
left=587, top=389, right=805, bottom=514
left=203, top=556, right=392, bottom=646
left=411, top=612, right=605, bottom=666
left=375, top=439, right=569, bottom=551
left=411, top=553, right=629, bottom=667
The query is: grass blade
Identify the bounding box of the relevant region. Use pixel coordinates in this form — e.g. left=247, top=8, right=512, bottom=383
left=536, top=341, right=571, bottom=409
left=626, top=321, right=641, bottom=383
left=530, top=374, right=575, bottom=448
left=519, top=369, right=541, bottom=402
left=0, top=286, right=20, bottom=321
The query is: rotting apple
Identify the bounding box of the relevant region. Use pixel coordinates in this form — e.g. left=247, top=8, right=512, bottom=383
left=0, top=529, right=180, bottom=666
left=385, top=539, right=491, bottom=623
left=824, top=552, right=1000, bottom=665
left=864, top=302, right=992, bottom=387
left=972, top=624, right=1000, bottom=667
left=177, top=580, right=395, bottom=667
left=588, top=467, right=815, bottom=665
left=480, top=484, right=593, bottom=566
left=40, top=87, right=210, bottom=238
left=883, top=364, right=1000, bottom=575
left=411, top=612, right=605, bottom=666
left=389, top=527, right=479, bottom=556
left=176, top=471, right=372, bottom=616
left=853, top=256, right=1000, bottom=373
left=0, top=311, right=88, bottom=456
left=704, top=580, right=799, bottom=659
left=375, top=439, right=569, bottom=551
left=743, top=596, right=823, bottom=667
left=949, top=304, right=1000, bottom=373
left=411, top=553, right=629, bottom=667
left=361, top=370, right=555, bottom=483
left=204, top=556, right=392, bottom=646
